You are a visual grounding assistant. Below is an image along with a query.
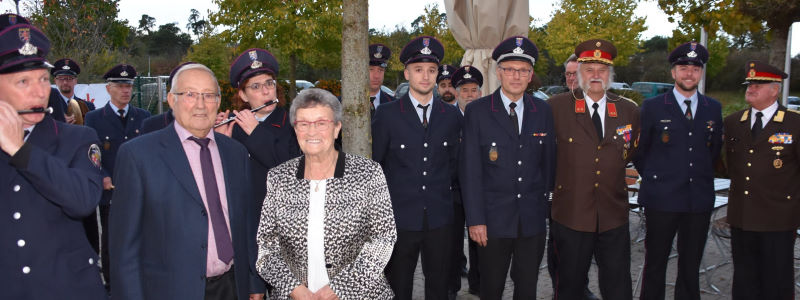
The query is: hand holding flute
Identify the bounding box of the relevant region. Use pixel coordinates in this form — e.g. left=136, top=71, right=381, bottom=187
left=0, top=101, right=27, bottom=156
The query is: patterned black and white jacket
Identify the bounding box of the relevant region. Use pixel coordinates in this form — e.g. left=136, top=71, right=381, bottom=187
left=256, top=152, right=397, bottom=299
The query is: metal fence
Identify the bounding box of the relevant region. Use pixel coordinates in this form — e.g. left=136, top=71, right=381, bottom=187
left=132, top=76, right=169, bottom=115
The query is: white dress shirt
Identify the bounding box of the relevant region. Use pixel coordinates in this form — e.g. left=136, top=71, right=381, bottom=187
left=307, top=179, right=329, bottom=292
left=750, top=101, right=778, bottom=130
left=584, top=92, right=607, bottom=132
left=408, top=93, right=433, bottom=125
left=672, top=87, right=698, bottom=117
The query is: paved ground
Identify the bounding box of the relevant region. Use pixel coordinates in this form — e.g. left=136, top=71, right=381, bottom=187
left=411, top=207, right=800, bottom=299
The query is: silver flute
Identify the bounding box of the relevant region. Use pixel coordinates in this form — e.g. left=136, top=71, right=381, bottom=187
left=213, top=100, right=278, bottom=128
left=17, top=107, right=53, bottom=115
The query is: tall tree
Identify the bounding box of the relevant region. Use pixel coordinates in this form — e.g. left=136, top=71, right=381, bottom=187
left=211, top=0, right=343, bottom=99
left=187, top=9, right=208, bottom=38
left=410, top=4, right=463, bottom=66
left=341, top=0, right=370, bottom=156
left=543, top=0, right=647, bottom=67
left=658, top=0, right=799, bottom=70
left=138, top=14, right=155, bottom=34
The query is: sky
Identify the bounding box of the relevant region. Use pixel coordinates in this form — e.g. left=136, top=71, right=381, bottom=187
left=1, top=0, right=798, bottom=56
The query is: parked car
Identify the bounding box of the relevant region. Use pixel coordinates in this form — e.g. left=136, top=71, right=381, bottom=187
left=610, top=82, right=632, bottom=90
left=540, top=85, right=570, bottom=96
left=631, top=82, right=673, bottom=99
left=532, top=90, right=550, bottom=100
left=787, top=96, right=800, bottom=111
left=380, top=85, right=395, bottom=97
left=285, top=80, right=315, bottom=90
left=394, top=82, right=439, bottom=100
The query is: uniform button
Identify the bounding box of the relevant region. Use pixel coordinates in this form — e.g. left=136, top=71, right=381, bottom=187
left=400, top=144, right=405, bottom=149
left=748, top=149, right=754, bottom=154
left=423, top=157, right=428, bottom=162
left=745, top=176, right=750, bottom=181
left=558, top=185, right=562, bottom=190
left=517, top=194, right=522, bottom=199
left=787, top=196, right=792, bottom=199
left=424, top=143, right=428, bottom=148
left=13, top=212, right=21, bottom=220
left=595, top=158, right=599, bottom=163
left=517, top=160, right=522, bottom=165
left=688, top=132, right=692, bottom=136
left=422, top=185, right=426, bottom=190
left=597, top=146, right=602, bottom=150
left=89, top=258, right=94, bottom=265
left=594, top=183, right=599, bottom=188
left=517, top=177, right=522, bottom=182
left=569, top=138, right=573, bottom=143
left=422, top=171, right=427, bottom=176
left=747, top=162, right=751, bottom=167
left=519, top=144, right=523, bottom=148
left=744, top=191, right=749, bottom=195
left=105, top=136, right=109, bottom=139
left=13, top=185, right=20, bottom=192
left=443, top=141, right=448, bottom=146
left=124, top=136, right=128, bottom=140
left=689, top=178, right=693, bottom=183
left=653, top=175, right=658, bottom=179
left=22, top=266, right=30, bottom=274
left=491, top=142, right=496, bottom=146
left=689, top=163, right=693, bottom=167
left=689, top=147, right=693, bottom=152
left=17, top=239, right=25, bottom=247
left=595, top=170, right=601, bottom=175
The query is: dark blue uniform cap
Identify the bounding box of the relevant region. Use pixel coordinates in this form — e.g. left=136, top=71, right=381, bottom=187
left=52, top=58, right=80, bottom=76
left=229, top=48, right=279, bottom=89
left=452, top=65, right=483, bottom=88
left=492, top=36, right=538, bottom=66
left=369, top=43, right=391, bottom=68
left=103, top=64, right=137, bottom=84
left=669, top=41, right=708, bottom=67
left=0, top=20, right=52, bottom=74
left=0, top=13, right=30, bottom=29
left=437, top=64, right=456, bottom=83
left=399, top=36, right=444, bottom=66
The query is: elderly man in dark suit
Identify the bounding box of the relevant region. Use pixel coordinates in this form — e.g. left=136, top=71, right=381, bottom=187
left=0, top=13, right=107, bottom=299
left=548, top=39, right=640, bottom=300
left=724, top=60, right=799, bottom=300
left=634, top=42, right=723, bottom=300
left=460, top=36, right=556, bottom=300
left=373, top=36, right=462, bottom=300
left=110, top=63, right=264, bottom=300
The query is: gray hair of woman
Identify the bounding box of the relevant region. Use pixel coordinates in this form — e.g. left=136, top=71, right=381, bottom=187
left=289, top=88, right=343, bottom=125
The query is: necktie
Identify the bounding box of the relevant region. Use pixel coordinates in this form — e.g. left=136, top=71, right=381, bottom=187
left=751, top=111, right=763, bottom=139
left=188, top=137, right=234, bottom=264
left=592, top=102, right=603, bottom=141
left=417, top=104, right=429, bottom=129
left=369, top=96, right=376, bottom=115
left=23, top=129, right=30, bottom=140
left=509, top=102, right=519, bottom=136
left=118, top=109, right=127, bottom=127
left=684, top=99, right=693, bottom=121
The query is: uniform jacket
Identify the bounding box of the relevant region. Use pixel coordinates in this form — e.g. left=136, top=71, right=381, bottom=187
left=460, top=89, right=556, bottom=238
left=256, top=153, right=396, bottom=299
left=109, top=123, right=261, bottom=300
left=47, top=87, right=95, bottom=123
left=139, top=109, right=174, bottom=134
left=372, top=94, right=462, bottom=231
left=85, top=102, right=150, bottom=178
left=370, top=92, right=395, bottom=119
left=549, top=89, right=640, bottom=233
left=1, top=115, right=106, bottom=299
left=634, top=91, right=723, bottom=212
left=724, top=106, right=800, bottom=231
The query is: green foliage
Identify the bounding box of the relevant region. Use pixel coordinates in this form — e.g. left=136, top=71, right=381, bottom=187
left=668, top=25, right=730, bottom=81
left=409, top=3, right=463, bottom=66
left=543, top=0, right=646, bottom=67
left=610, top=88, right=644, bottom=106
left=369, top=26, right=413, bottom=88
left=184, top=32, right=236, bottom=83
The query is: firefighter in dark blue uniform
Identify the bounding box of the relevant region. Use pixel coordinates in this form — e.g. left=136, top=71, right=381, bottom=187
left=373, top=36, right=462, bottom=300
left=460, top=36, right=556, bottom=299
left=0, top=13, right=107, bottom=299
left=84, top=63, right=150, bottom=286
left=633, top=42, right=723, bottom=300
left=368, top=43, right=395, bottom=116
left=52, top=58, right=95, bottom=122
left=437, top=64, right=457, bottom=106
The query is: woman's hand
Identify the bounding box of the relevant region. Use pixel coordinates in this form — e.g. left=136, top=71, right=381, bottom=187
left=233, top=109, right=259, bottom=135
left=289, top=285, right=314, bottom=300
left=313, top=285, right=339, bottom=300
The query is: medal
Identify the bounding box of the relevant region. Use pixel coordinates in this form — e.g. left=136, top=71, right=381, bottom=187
left=774, top=158, right=783, bottom=169
left=661, top=130, right=669, bottom=143
left=103, top=141, right=111, bottom=150
left=489, top=146, right=498, bottom=162
left=623, top=150, right=628, bottom=160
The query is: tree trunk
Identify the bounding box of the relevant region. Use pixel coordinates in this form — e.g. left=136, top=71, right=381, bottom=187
left=289, top=53, right=298, bottom=100
left=341, top=0, right=370, bottom=157
left=768, top=24, right=790, bottom=72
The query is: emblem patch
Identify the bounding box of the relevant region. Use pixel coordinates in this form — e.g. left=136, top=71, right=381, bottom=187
left=575, top=99, right=586, bottom=114
left=420, top=37, right=432, bottom=55
left=17, top=28, right=37, bottom=55
left=607, top=103, right=617, bottom=118
left=88, top=144, right=102, bottom=168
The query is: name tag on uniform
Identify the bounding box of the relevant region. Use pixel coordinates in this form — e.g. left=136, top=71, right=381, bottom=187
left=532, top=132, right=547, bottom=137
left=660, top=119, right=671, bottom=123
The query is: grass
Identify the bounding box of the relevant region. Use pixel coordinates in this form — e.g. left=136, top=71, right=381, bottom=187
left=705, top=90, right=749, bottom=117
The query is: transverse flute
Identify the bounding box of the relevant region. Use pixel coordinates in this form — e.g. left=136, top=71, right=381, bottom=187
left=17, top=107, right=53, bottom=114
left=213, top=100, right=278, bottom=128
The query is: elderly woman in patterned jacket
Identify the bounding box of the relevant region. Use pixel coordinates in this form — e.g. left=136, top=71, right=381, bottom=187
left=256, top=88, right=397, bottom=300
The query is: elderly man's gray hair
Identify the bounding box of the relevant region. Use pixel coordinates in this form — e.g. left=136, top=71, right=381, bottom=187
left=290, top=88, right=343, bottom=124
left=169, top=63, right=220, bottom=93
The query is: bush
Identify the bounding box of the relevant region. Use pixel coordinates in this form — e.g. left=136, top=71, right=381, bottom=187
left=609, top=88, right=645, bottom=106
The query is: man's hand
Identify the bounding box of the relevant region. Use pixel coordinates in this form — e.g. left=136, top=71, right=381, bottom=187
left=213, top=110, right=233, bottom=137
left=313, top=285, right=339, bottom=300
left=468, top=225, right=488, bottom=247
left=103, top=177, right=114, bottom=190
left=289, top=285, right=314, bottom=300
left=249, top=293, right=265, bottom=300
left=0, top=101, right=25, bottom=156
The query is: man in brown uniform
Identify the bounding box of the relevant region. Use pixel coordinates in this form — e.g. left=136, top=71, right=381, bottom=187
left=723, top=60, right=799, bottom=300
left=548, top=39, right=640, bottom=300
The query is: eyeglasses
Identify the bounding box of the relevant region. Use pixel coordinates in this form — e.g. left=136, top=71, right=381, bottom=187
left=246, top=79, right=277, bottom=91
left=564, top=72, right=577, bottom=78
left=294, top=119, right=334, bottom=132
left=498, top=66, right=532, bottom=77
left=172, top=91, right=221, bottom=104
left=55, top=76, right=76, bottom=81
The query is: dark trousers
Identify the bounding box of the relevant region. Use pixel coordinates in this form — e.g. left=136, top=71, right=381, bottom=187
left=99, top=203, right=111, bottom=287
left=640, top=210, right=711, bottom=300
left=448, top=202, right=469, bottom=293
left=551, top=221, right=632, bottom=300
left=82, top=208, right=100, bottom=254
left=730, top=227, right=796, bottom=300
left=547, top=218, right=594, bottom=299
left=467, top=236, right=480, bottom=292
left=386, top=222, right=452, bottom=300
left=478, top=231, right=545, bottom=300
left=205, top=268, right=237, bottom=300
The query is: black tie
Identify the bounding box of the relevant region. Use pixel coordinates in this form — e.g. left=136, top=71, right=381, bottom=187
left=369, top=96, right=376, bottom=115
left=684, top=99, right=693, bottom=121
left=509, top=102, right=519, bottom=136
left=23, top=129, right=30, bottom=140
left=417, top=104, right=429, bottom=129
left=592, top=102, right=603, bottom=141
left=751, top=111, right=763, bottom=139
left=118, top=109, right=127, bottom=127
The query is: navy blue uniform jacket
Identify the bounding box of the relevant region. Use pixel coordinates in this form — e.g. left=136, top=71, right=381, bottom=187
left=109, top=123, right=262, bottom=299
left=460, top=89, right=556, bottom=238
left=1, top=115, right=106, bottom=299
left=372, top=94, right=462, bottom=231
left=140, top=109, right=174, bottom=134
left=634, top=92, right=723, bottom=212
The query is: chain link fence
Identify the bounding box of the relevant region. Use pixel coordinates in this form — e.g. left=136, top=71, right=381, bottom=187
left=132, top=76, right=169, bottom=115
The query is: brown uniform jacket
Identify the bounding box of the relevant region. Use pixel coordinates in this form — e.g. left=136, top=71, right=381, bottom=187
left=723, top=106, right=800, bottom=231
left=550, top=89, right=641, bottom=232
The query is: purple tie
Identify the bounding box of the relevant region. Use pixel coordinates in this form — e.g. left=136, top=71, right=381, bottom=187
left=188, top=136, right=234, bottom=264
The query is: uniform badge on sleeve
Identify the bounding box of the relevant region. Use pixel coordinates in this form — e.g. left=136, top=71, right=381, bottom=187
left=88, top=144, right=102, bottom=168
